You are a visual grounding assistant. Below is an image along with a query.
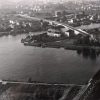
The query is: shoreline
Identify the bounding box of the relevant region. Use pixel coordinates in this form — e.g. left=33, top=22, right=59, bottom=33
left=0, top=31, right=44, bottom=37
left=23, top=39, right=100, bottom=51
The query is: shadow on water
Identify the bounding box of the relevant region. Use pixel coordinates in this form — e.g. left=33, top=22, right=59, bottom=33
left=76, top=48, right=100, bottom=60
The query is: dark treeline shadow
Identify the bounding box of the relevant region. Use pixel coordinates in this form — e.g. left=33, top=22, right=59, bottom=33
left=76, top=48, right=100, bottom=60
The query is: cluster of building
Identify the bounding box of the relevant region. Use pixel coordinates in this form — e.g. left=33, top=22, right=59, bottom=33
left=46, top=10, right=100, bottom=27
left=0, top=14, right=44, bottom=34
left=3, top=0, right=98, bottom=31
left=46, top=24, right=80, bottom=38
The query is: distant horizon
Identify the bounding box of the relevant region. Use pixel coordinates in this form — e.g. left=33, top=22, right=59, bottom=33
left=0, top=0, right=98, bottom=3
left=0, top=0, right=99, bottom=8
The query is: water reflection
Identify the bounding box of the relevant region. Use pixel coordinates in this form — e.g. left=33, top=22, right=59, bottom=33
left=76, top=48, right=100, bottom=60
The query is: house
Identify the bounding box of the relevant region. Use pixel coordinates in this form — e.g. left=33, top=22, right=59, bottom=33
left=55, top=11, right=62, bottom=17
left=47, top=28, right=61, bottom=37
left=60, top=27, right=69, bottom=33
left=64, top=29, right=81, bottom=38
left=65, top=31, right=70, bottom=37
left=68, top=18, right=78, bottom=24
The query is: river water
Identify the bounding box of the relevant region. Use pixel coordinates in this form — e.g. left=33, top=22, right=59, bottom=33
left=76, top=23, right=100, bottom=30
left=0, top=34, right=99, bottom=85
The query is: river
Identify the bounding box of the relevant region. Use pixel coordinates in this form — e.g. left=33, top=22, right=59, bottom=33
left=76, top=23, right=100, bottom=30
left=0, top=34, right=99, bottom=85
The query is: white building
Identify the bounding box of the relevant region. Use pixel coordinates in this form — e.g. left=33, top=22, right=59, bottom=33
left=65, top=31, right=69, bottom=37
left=60, top=27, right=69, bottom=33
left=47, top=29, right=61, bottom=37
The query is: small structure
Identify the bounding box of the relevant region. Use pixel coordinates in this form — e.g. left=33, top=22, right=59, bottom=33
left=47, top=25, right=66, bottom=37
left=55, top=11, right=62, bottom=17
left=47, top=28, right=61, bottom=37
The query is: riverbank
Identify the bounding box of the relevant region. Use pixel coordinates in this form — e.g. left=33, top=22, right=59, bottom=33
left=0, top=32, right=11, bottom=37
left=23, top=39, right=100, bottom=52
left=0, top=31, right=46, bottom=37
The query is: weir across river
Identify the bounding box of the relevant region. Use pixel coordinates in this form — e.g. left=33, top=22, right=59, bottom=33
left=0, top=70, right=100, bottom=100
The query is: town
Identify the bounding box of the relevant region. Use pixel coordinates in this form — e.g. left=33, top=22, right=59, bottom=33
left=1, top=0, right=100, bottom=35
left=1, top=0, right=100, bottom=46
